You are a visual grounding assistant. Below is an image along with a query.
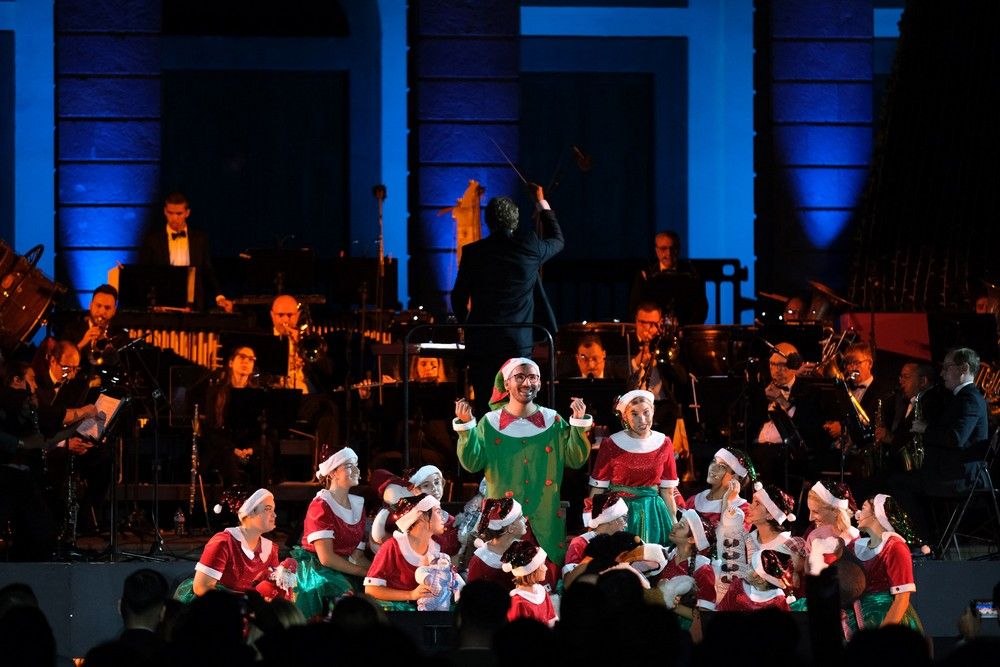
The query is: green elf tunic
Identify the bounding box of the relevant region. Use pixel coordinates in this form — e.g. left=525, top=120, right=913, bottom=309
left=455, top=406, right=591, bottom=565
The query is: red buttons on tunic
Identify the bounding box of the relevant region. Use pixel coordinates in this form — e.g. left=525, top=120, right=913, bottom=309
left=554, top=415, right=561, bottom=422
left=524, top=480, right=530, bottom=485
left=545, top=446, right=552, bottom=453
left=494, top=437, right=502, bottom=445
left=505, top=491, right=514, bottom=498
left=545, top=479, right=553, bottom=486
left=523, top=458, right=529, bottom=465
left=521, top=439, right=528, bottom=444
left=556, top=510, right=563, bottom=518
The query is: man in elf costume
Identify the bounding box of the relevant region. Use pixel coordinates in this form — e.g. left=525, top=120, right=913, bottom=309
left=455, top=358, right=591, bottom=564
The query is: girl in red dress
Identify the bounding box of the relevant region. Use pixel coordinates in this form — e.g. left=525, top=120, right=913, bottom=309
left=658, top=509, right=717, bottom=628
left=716, top=546, right=793, bottom=612
left=466, top=497, right=527, bottom=589
left=409, top=464, right=461, bottom=556
left=806, top=480, right=859, bottom=555
left=502, top=540, right=558, bottom=627
left=563, top=492, right=628, bottom=577
left=689, top=447, right=754, bottom=528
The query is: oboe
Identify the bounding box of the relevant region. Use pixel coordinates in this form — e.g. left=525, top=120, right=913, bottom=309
left=190, top=403, right=200, bottom=516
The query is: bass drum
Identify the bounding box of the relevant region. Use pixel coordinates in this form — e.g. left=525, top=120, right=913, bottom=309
left=0, top=245, right=64, bottom=350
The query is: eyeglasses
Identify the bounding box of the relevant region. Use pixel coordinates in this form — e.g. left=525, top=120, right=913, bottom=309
left=769, top=361, right=788, bottom=368
left=844, top=357, right=871, bottom=366
left=577, top=354, right=605, bottom=363
left=511, top=373, right=540, bottom=384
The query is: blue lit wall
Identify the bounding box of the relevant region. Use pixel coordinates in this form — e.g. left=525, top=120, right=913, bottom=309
left=410, top=0, right=521, bottom=313
left=1, top=0, right=55, bottom=276
left=55, top=0, right=161, bottom=306
left=771, top=0, right=873, bottom=250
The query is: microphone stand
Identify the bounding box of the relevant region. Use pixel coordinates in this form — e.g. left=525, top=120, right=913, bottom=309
left=373, top=185, right=387, bottom=406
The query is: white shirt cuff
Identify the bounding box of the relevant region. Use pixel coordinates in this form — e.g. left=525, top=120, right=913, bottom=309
left=588, top=478, right=610, bottom=488
left=570, top=415, right=593, bottom=428
left=363, top=577, right=387, bottom=587
left=536, top=200, right=551, bottom=211
left=307, top=530, right=335, bottom=543
left=453, top=418, right=476, bottom=432
left=890, top=583, right=916, bottom=594
left=195, top=563, right=223, bottom=581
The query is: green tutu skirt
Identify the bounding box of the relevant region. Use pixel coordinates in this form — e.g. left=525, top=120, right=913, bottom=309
left=173, top=578, right=235, bottom=604
left=611, top=485, right=673, bottom=546
left=290, top=546, right=364, bottom=619
left=845, top=591, right=923, bottom=634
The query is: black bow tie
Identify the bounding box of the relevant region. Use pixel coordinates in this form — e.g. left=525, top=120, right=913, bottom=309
left=775, top=385, right=790, bottom=391
left=171, top=230, right=187, bottom=240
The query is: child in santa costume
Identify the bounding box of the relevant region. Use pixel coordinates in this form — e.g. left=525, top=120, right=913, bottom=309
left=563, top=492, right=628, bottom=576
left=716, top=546, right=793, bottom=613
left=502, top=540, right=558, bottom=627
left=364, top=493, right=445, bottom=610
left=846, top=494, right=925, bottom=634
left=467, top=497, right=560, bottom=591
left=174, top=487, right=279, bottom=602
left=715, top=480, right=796, bottom=600
left=454, top=357, right=592, bottom=564
left=589, top=389, right=679, bottom=545
left=409, top=464, right=461, bottom=556
left=368, top=470, right=415, bottom=554
left=689, top=447, right=754, bottom=529
left=806, top=480, right=859, bottom=555
left=658, top=509, right=717, bottom=629
left=290, top=446, right=370, bottom=619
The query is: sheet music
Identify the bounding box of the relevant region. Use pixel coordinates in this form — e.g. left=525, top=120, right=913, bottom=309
left=76, top=394, right=123, bottom=441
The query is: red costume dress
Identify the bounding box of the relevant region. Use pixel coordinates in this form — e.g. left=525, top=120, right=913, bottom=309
left=364, top=531, right=441, bottom=610
left=194, top=527, right=278, bottom=592
left=292, top=490, right=367, bottom=618
left=467, top=543, right=560, bottom=591
left=436, top=512, right=461, bottom=556
left=658, top=552, right=717, bottom=610
left=562, top=530, right=595, bottom=575
left=716, top=577, right=789, bottom=612
left=589, top=431, right=678, bottom=545
left=845, top=533, right=922, bottom=633
left=508, top=584, right=557, bottom=626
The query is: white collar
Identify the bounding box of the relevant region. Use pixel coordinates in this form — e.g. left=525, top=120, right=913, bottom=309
left=224, top=526, right=273, bottom=562
left=746, top=585, right=785, bottom=603
left=166, top=224, right=189, bottom=237
left=510, top=584, right=547, bottom=604
left=853, top=532, right=902, bottom=560
left=393, top=530, right=440, bottom=567
left=953, top=380, right=975, bottom=395
left=750, top=530, right=791, bottom=551
left=610, top=430, right=665, bottom=454
left=485, top=406, right=555, bottom=436
left=694, top=490, right=745, bottom=514
left=317, top=489, right=364, bottom=524
left=474, top=543, right=506, bottom=569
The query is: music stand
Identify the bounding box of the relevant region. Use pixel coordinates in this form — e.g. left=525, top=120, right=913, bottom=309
left=241, top=247, right=316, bottom=296
left=119, top=264, right=195, bottom=310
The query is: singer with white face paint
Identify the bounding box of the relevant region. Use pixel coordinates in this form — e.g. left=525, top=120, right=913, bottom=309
left=454, top=357, right=592, bottom=564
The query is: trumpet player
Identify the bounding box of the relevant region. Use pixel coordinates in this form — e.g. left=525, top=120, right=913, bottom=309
left=60, top=284, right=120, bottom=368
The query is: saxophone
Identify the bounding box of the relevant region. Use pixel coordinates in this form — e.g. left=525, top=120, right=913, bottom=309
left=902, top=390, right=926, bottom=471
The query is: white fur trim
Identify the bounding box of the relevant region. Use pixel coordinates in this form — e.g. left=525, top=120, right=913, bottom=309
left=500, top=358, right=539, bottom=381
left=393, top=530, right=441, bottom=567
left=395, top=495, right=441, bottom=533
left=889, top=583, right=916, bottom=594
left=225, top=527, right=273, bottom=562
left=382, top=484, right=413, bottom=505
left=659, top=479, right=679, bottom=488
left=588, top=477, right=611, bottom=488
left=714, top=448, right=747, bottom=478
left=318, top=490, right=364, bottom=525
left=505, top=546, right=547, bottom=577
left=746, top=586, right=785, bottom=603
left=615, top=390, right=655, bottom=414
left=195, top=563, right=223, bottom=581
left=570, top=415, right=593, bottom=428
left=754, top=482, right=789, bottom=525
left=873, top=494, right=894, bottom=533
left=658, top=575, right=695, bottom=609
left=363, top=577, right=387, bottom=587
left=316, top=447, right=358, bottom=479
left=453, top=417, right=477, bottom=432
left=238, top=488, right=272, bottom=519
left=371, top=508, right=390, bottom=544
left=487, top=499, right=523, bottom=530
left=682, top=509, right=709, bottom=551
left=473, top=544, right=505, bottom=569
left=609, top=430, right=665, bottom=454
left=697, top=600, right=716, bottom=610
left=602, top=563, right=651, bottom=589
left=807, top=536, right=841, bottom=575
left=510, top=583, right=547, bottom=604
left=306, top=530, right=335, bottom=544
left=409, top=465, right=443, bottom=487
left=588, top=497, right=628, bottom=529
left=810, top=481, right=848, bottom=510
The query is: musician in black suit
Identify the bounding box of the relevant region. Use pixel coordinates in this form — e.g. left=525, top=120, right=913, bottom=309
left=451, top=184, right=563, bottom=415
left=139, top=192, right=233, bottom=312
left=891, top=347, right=990, bottom=544
left=822, top=342, right=895, bottom=442
left=628, top=230, right=708, bottom=325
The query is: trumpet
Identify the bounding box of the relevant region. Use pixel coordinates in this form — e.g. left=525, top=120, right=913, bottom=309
left=88, top=317, right=112, bottom=366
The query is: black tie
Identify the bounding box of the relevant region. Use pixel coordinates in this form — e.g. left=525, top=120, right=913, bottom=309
left=171, top=230, right=187, bottom=240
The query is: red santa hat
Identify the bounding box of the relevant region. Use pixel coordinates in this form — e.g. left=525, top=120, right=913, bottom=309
left=213, top=486, right=272, bottom=520
left=751, top=547, right=794, bottom=591
left=408, top=465, right=443, bottom=488
left=391, top=493, right=440, bottom=533
left=489, top=357, right=540, bottom=408
left=477, top=497, right=523, bottom=534
left=500, top=540, right=548, bottom=578
left=316, top=446, right=358, bottom=479
left=371, top=470, right=415, bottom=505
left=753, top=481, right=797, bottom=525
left=615, top=389, right=656, bottom=415
left=810, top=480, right=853, bottom=510
left=588, top=492, right=629, bottom=529
left=714, top=447, right=750, bottom=479
left=680, top=509, right=710, bottom=551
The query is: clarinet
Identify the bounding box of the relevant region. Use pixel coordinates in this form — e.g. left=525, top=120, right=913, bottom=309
left=190, top=404, right=200, bottom=516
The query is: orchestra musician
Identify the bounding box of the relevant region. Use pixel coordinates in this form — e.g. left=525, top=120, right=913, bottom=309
left=58, top=284, right=123, bottom=372
left=628, top=230, right=708, bottom=325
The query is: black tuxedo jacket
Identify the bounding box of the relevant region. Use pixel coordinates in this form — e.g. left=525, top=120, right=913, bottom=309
left=139, top=227, right=221, bottom=310
left=451, top=207, right=564, bottom=356
left=923, top=383, right=989, bottom=481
